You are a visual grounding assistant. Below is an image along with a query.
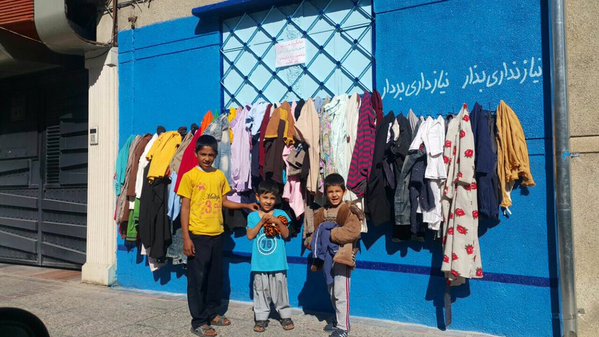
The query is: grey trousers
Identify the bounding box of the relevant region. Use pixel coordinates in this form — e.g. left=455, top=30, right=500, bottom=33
left=253, top=272, right=292, bottom=321
left=328, top=263, right=352, bottom=332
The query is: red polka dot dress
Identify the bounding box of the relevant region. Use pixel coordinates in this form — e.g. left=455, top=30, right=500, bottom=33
left=441, top=105, right=483, bottom=286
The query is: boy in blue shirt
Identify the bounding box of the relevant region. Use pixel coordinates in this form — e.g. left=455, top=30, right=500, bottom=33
left=246, top=180, right=294, bottom=333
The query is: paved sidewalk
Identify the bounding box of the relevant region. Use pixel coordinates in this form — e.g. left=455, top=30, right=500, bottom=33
left=0, top=264, right=493, bottom=337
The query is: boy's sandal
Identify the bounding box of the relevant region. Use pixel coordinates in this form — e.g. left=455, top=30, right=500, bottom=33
left=191, top=325, right=217, bottom=337
left=211, top=315, right=231, bottom=326
left=253, top=320, right=269, bottom=333
left=280, top=318, right=295, bottom=331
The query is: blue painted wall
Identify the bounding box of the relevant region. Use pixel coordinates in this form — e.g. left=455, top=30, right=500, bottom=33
left=119, top=17, right=223, bottom=138
left=117, top=1, right=558, bottom=336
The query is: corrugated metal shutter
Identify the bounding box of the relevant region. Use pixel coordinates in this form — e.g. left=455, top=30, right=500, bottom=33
left=0, top=0, right=34, bottom=24
left=0, top=0, right=37, bottom=39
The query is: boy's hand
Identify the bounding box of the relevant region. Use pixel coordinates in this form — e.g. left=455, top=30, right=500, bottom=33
left=261, top=213, right=274, bottom=224
left=184, top=238, right=195, bottom=257
left=245, top=203, right=260, bottom=211
left=263, top=223, right=279, bottom=238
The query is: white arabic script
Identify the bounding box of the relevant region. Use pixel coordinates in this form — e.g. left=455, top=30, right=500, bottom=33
left=381, top=70, right=449, bottom=100
left=461, top=57, right=543, bottom=92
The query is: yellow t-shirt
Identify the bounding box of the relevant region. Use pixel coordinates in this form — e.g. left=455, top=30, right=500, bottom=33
left=177, top=167, right=231, bottom=236
left=146, top=131, right=182, bottom=180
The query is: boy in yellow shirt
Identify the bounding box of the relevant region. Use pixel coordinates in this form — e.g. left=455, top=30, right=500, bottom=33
left=178, top=135, right=258, bottom=337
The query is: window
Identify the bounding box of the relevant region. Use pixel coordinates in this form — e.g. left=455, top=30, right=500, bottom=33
left=221, top=0, right=374, bottom=108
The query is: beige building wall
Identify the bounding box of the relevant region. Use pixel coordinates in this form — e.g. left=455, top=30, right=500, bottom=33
left=115, top=0, right=226, bottom=31
left=567, top=1, right=599, bottom=337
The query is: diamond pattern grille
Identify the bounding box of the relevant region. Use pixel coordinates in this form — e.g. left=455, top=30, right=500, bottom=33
left=221, top=0, right=374, bottom=109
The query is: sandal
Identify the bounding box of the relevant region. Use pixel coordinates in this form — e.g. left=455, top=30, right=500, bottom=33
left=190, top=325, right=217, bottom=337
left=211, top=315, right=231, bottom=326
left=253, top=320, right=269, bottom=333
left=280, top=318, right=295, bottom=331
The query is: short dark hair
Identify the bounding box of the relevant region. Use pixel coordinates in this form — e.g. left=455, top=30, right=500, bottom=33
left=196, top=135, right=218, bottom=154
left=256, top=180, right=280, bottom=198
left=324, top=173, right=346, bottom=191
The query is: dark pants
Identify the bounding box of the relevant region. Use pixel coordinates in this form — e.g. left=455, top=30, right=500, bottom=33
left=138, top=164, right=171, bottom=259
left=187, top=233, right=224, bottom=329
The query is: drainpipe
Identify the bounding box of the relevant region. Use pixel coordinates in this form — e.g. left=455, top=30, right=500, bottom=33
left=549, top=0, right=577, bottom=336
left=113, top=0, right=118, bottom=47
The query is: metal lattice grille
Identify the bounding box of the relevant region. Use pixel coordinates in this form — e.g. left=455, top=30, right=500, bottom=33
left=221, top=0, right=374, bottom=109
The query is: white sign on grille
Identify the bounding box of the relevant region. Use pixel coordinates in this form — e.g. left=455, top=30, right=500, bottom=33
left=275, top=38, right=307, bottom=68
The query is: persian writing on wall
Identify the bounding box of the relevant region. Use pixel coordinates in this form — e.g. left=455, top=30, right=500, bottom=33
left=381, top=57, right=543, bottom=101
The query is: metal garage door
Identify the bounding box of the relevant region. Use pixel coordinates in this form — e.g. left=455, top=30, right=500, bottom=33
left=0, top=69, right=88, bottom=269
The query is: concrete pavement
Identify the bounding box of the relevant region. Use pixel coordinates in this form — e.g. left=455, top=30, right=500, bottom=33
left=0, top=264, right=494, bottom=337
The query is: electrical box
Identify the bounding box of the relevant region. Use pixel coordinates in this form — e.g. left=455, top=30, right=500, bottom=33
left=90, top=128, right=98, bottom=145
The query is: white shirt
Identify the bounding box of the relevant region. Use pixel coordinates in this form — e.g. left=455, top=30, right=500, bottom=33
left=134, top=133, right=158, bottom=198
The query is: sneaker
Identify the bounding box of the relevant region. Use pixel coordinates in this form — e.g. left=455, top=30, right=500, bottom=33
left=329, top=329, right=349, bottom=337
left=323, top=322, right=337, bottom=333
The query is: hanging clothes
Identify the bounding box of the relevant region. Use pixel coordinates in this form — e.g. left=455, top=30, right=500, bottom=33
left=347, top=92, right=376, bottom=197
left=226, top=108, right=252, bottom=229
left=146, top=131, right=182, bottom=181
left=286, top=143, right=307, bottom=177
left=315, top=96, right=330, bottom=195
left=365, top=112, right=396, bottom=226
left=471, top=103, right=500, bottom=219
left=441, top=105, right=483, bottom=286
left=223, top=191, right=255, bottom=230
left=126, top=199, right=141, bottom=242
left=407, top=118, right=434, bottom=236
left=422, top=116, right=447, bottom=231
left=134, top=134, right=158, bottom=198
left=265, top=101, right=295, bottom=145
left=496, top=100, right=535, bottom=211
left=408, top=109, right=419, bottom=133
left=394, top=117, right=422, bottom=228
left=200, top=111, right=214, bottom=135
left=116, top=136, right=142, bottom=223
left=174, top=126, right=204, bottom=193
left=295, top=99, right=320, bottom=194
left=230, top=105, right=252, bottom=192
left=170, top=131, right=194, bottom=175
left=168, top=172, right=181, bottom=221
left=228, top=107, right=238, bottom=143
left=328, top=95, right=350, bottom=180
left=282, top=146, right=304, bottom=218
left=320, top=97, right=341, bottom=177
left=115, top=135, right=137, bottom=196
left=389, top=114, right=412, bottom=240
left=264, top=102, right=292, bottom=184
left=205, top=113, right=231, bottom=180
left=248, top=102, right=268, bottom=136
left=257, top=104, right=273, bottom=182
left=138, top=165, right=172, bottom=260
left=126, top=134, right=152, bottom=199
left=346, top=93, right=361, bottom=159
left=372, top=90, right=384, bottom=128
left=294, top=99, right=305, bottom=120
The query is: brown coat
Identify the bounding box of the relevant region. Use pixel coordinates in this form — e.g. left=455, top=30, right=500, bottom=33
left=312, top=202, right=362, bottom=245
left=126, top=135, right=152, bottom=198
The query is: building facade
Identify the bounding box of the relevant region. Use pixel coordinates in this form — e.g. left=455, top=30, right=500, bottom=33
left=1, top=1, right=598, bottom=336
